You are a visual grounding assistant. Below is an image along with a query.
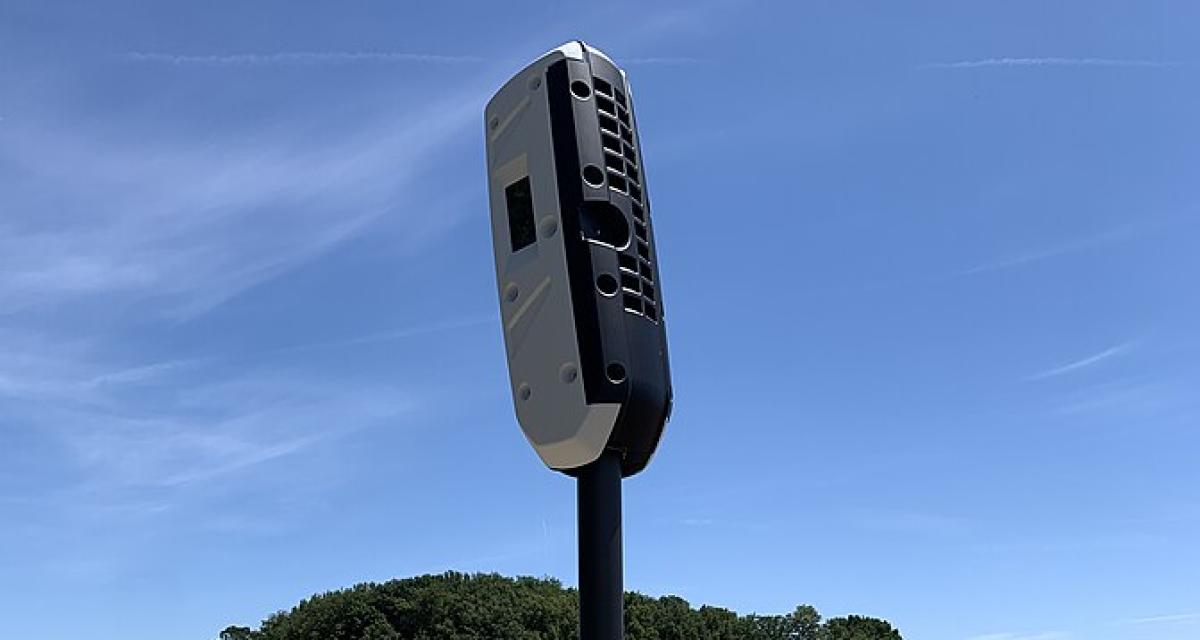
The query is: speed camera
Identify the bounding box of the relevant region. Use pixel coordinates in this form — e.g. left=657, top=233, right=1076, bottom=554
left=484, top=41, right=672, bottom=477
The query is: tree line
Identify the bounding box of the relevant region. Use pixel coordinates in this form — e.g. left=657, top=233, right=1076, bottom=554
left=220, top=572, right=902, bottom=640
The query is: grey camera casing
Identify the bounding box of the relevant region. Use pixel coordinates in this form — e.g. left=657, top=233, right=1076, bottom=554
left=485, top=41, right=672, bottom=477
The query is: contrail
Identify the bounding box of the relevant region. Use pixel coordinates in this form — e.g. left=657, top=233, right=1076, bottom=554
left=1027, top=342, right=1135, bottom=381
left=922, top=57, right=1188, bottom=69
left=1125, top=613, right=1200, bottom=624
left=621, top=56, right=712, bottom=66
left=122, top=51, right=485, bottom=65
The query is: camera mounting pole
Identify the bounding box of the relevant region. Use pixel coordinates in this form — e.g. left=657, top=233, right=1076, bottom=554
left=578, top=450, right=623, bottom=639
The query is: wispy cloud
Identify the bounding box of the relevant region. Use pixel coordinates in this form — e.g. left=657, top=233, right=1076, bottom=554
left=1050, top=377, right=1195, bottom=419
left=122, top=51, right=484, bottom=65
left=1123, top=613, right=1200, bottom=624
left=0, top=82, right=483, bottom=318
left=923, top=57, right=1188, bottom=70
left=955, top=220, right=1173, bottom=277
left=622, top=56, right=713, bottom=66
left=0, top=322, right=415, bottom=492
left=87, top=358, right=210, bottom=387
left=1, top=345, right=410, bottom=491
left=271, top=313, right=497, bottom=354
left=0, top=322, right=433, bottom=593
left=1027, top=342, right=1134, bottom=381
left=122, top=50, right=709, bottom=69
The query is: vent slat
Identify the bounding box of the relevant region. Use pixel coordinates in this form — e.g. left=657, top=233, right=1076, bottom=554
left=596, top=94, right=616, bottom=116
left=607, top=171, right=627, bottom=193
left=598, top=114, right=619, bottom=135
left=601, top=133, right=622, bottom=153
left=619, top=253, right=638, bottom=273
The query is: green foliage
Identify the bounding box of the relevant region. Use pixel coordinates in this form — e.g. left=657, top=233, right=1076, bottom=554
left=821, top=616, right=903, bottom=640
left=220, top=572, right=902, bottom=640
left=220, top=627, right=255, bottom=640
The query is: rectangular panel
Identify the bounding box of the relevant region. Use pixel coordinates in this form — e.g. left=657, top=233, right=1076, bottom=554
left=505, top=176, right=536, bottom=252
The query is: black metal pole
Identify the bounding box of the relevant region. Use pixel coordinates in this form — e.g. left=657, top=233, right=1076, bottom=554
left=578, top=449, right=623, bottom=640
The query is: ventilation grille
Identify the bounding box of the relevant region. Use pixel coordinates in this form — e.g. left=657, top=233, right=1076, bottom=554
left=593, top=76, right=657, bottom=322
left=592, top=77, right=642, bottom=203
left=616, top=202, right=658, bottom=321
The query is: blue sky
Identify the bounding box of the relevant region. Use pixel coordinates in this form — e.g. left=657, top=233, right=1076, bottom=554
left=1, top=2, right=1198, bottom=639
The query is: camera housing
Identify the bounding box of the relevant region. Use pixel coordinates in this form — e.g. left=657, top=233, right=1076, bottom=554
left=485, top=41, right=672, bottom=477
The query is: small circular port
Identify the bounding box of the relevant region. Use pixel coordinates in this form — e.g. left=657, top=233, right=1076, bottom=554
left=606, top=362, right=627, bottom=384
left=504, top=283, right=519, bottom=302
left=596, top=273, right=618, bottom=296
left=582, top=165, right=605, bottom=187
left=560, top=363, right=579, bottom=384
left=570, top=80, right=592, bottom=100
left=518, top=383, right=532, bottom=401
